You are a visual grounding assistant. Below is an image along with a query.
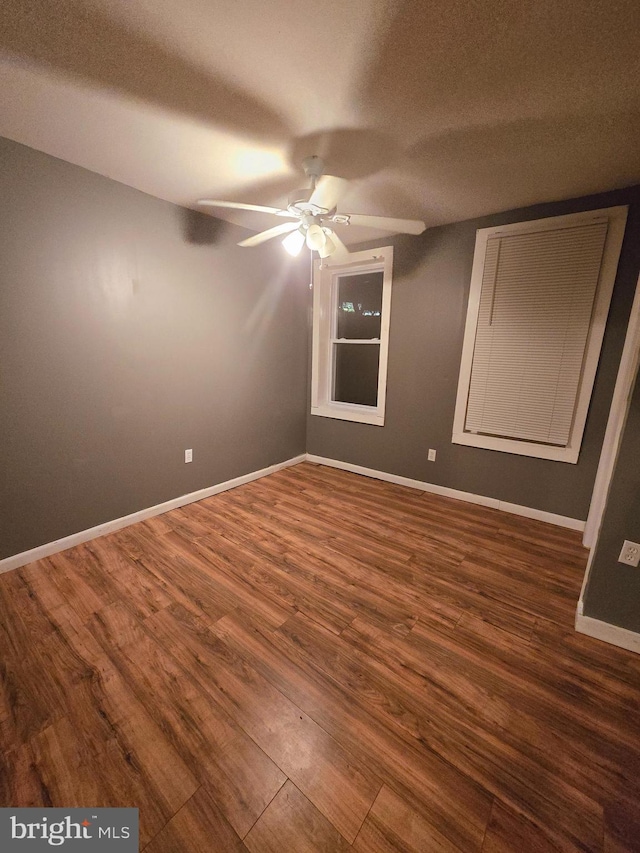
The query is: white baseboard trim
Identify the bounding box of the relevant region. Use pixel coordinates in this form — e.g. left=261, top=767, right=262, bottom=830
left=0, top=454, right=307, bottom=575
left=497, top=499, right=584, bottom=531
left=1, top=451, right=584, bottom=575
left=305, top=454, right=585, bottom=531
left=575, top=613, right=640, bottom=655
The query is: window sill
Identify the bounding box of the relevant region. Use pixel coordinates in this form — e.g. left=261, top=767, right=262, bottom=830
left=311, top=403, right=385, bottom=427
left=452, top=430, right=579, bottom=463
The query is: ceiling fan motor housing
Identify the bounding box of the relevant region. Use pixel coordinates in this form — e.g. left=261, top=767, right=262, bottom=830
left=287, top=189, right=329, bottom=218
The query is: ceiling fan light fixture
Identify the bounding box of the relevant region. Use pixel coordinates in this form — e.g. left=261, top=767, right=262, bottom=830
left=198, top=156, right=426, bottom=257
left=305, top=223, right=326, bottom=252
left=282, top=228, right=305, bottom=257
left=318, top=231, right=336, bottom=258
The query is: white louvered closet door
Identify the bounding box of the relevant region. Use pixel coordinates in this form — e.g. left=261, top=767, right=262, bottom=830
left=465, top=220, right=609, bottom=446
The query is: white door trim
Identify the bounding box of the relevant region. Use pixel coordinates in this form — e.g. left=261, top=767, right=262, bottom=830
left=579, top=272, right=640, bottom=612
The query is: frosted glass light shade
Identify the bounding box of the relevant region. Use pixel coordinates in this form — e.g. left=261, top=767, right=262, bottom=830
left=306, top=224, right=326, bottom=251
left=318, top=232, right=336, bottom=258
left=282, top=229, right=305, bottom=256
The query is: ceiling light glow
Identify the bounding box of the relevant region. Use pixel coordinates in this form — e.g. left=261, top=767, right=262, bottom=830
left=233, top=147, right=286, bottom=180
left=282, top=229, right=305, bottom=256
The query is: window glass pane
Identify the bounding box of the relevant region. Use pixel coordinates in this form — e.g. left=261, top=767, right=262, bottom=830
left=333, top=343, right=380, bottom=406
left=336, top=271, right=383, bottom=339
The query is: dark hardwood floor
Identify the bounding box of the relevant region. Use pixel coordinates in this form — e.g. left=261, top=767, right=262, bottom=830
left=1, top=462, right=640, bottom=852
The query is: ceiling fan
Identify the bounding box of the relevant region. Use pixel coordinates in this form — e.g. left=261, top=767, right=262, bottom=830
left=197, top=155, right=426, bottom=259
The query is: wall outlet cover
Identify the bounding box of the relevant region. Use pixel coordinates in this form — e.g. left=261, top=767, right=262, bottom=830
left=185, top=449, right=193, bottom=463
left=428, top=449, right=436, bottom=462
left=618, top=540, right=640, bottom=567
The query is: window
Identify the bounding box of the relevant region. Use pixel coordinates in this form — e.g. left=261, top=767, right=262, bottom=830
left=311, top=246, right=393, bottom=426
left=453, top=206, right=628, bottom=462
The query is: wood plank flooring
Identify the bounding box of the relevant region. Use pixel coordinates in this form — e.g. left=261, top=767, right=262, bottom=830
left=2, top=461, right=640, bottom=851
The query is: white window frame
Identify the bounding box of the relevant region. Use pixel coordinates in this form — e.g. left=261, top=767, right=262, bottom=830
left=452, top=206, right=628, bottom=463
left=311, top=245, right=393, bottom=426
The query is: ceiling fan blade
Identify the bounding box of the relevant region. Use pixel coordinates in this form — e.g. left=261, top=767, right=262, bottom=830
left=343, top=213, right=426, bottom=234
left=237, top=221, right=300, bottom=248
left=197, top=199, right=294, bottom=217
left=309, top=175, right=348, bottom=212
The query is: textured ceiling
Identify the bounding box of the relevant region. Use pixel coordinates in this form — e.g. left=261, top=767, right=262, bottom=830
left=1, top=0, right=639, bottom=243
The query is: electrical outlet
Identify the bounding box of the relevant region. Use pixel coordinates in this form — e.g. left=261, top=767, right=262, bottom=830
left=428, top=448, right=436, bottom=462
left=618, top=540, right=640, bottom=567
left=185, top=449, right=193, bottom=463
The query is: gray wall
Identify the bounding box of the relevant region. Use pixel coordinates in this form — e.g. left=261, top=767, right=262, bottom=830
left=307, top=186, right=640, bottom=521
left=583, top=367, right=640, bottom=632
left=0, top=137, right=309, bottom=560
left=2, top=130, right=639, bottom=581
